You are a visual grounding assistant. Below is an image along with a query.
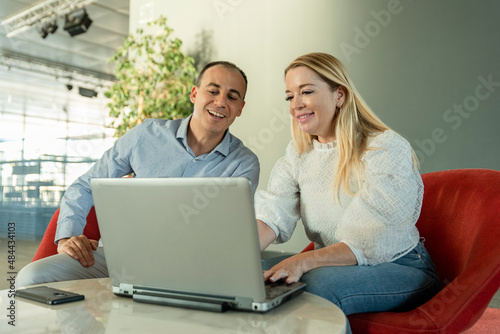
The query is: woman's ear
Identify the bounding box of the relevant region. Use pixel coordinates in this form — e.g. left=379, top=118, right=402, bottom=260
left=336, top=86, right=346, bottom=107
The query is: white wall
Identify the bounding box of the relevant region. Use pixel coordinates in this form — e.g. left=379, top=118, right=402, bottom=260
left=129, top=0, right=500, bottom=253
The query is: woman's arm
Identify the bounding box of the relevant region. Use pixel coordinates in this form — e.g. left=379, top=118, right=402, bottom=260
left=263, top=242, right=357, bottom=284
left=255, top=142, right=301, bottom=246
left=257, top=219, right=277, bottom=251
left=336, top=131, right=423, bottom=265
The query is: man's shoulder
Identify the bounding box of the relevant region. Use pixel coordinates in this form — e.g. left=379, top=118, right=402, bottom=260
left=136, top=118, right=184, bottom=136
left=227, top=132, right=259, bottom=162
left=141, top=118, right=183, bottom=128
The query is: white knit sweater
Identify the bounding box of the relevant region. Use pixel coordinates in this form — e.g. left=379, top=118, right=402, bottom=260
left=255, top=130, right=423, bottom=266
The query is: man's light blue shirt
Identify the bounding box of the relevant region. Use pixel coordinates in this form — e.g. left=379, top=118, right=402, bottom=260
left=55, top=115, right=260, bottom=243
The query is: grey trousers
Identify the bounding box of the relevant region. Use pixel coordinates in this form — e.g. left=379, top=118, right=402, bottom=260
left=16, top=247, right=109, bottom=288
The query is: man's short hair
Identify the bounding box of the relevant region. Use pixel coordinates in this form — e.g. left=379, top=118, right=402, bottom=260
left=196, top=61, right=248, bottom=93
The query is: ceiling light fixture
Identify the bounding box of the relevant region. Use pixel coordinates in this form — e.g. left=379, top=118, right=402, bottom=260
left=78, top=87, right=98, bottom=98
left=47, top=21, right=58, bottom=34
left=63, top=9, right=92, bottom=37
left=39, top=20, right=58, bottom=39
left=1, top=0, right=98, bottom=38
left=40, top=26, right=49, bottom=39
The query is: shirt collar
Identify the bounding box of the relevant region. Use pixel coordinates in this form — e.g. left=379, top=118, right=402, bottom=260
left=176, top=114, right=231, bottom=157
left=176, top=114, right=192, bottom=145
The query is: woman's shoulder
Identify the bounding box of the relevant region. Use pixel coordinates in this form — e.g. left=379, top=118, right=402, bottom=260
left=367, top=129, right=411, bottom=151
left=284, top=140, right=301, bottom=158
left=270, top=141, right=301, bottom=172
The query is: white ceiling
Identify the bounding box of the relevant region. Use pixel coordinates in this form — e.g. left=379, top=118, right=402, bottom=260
left=1, top=0, right=129, bottom=74
left=0, top=0, right=129, bottom=135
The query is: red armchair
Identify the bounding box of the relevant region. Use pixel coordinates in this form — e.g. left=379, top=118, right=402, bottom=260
left=32, top=206, right=101, bottom=262
left=301, top=168, right=500, bottom=333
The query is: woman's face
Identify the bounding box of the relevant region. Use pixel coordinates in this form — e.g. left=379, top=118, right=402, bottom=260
left=285, top=66, right=343, bottom=143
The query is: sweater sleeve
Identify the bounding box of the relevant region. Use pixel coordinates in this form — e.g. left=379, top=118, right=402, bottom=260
left=336, top=131, right=423, bottom=265
left=255, top=142, right=301, bottom=243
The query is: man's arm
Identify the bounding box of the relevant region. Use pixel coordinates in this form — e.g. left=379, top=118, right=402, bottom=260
left=233, top=156, right=260, bottom=197
left=55, top=122, right=141, bottom=266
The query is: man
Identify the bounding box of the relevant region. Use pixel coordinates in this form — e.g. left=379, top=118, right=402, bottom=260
left=17, top=61, right=259, bottom=286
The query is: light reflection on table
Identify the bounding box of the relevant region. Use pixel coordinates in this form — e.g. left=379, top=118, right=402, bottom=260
left=1, top=278, right=346, bottom=333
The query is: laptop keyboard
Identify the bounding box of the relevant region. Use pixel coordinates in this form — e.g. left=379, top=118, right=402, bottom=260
left=265, top=280, right=297, bottom=299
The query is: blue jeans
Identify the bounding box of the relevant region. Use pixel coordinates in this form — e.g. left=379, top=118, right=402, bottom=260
left=262, top=241, right=440, bottom=319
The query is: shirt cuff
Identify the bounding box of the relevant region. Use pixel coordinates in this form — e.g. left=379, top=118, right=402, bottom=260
left=256, top=216, right=281, bottom=243
left=341, top=240, right=368, bottom=266
left=54, top=219, right=82, bottom=245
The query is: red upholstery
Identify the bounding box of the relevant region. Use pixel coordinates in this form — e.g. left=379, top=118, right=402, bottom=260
left=32, top=206, right=101, bottom=262
left=301, top=169, right=500, bottom=333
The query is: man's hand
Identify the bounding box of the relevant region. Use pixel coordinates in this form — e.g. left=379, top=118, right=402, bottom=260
left=57, top=235, right=99, bottom=267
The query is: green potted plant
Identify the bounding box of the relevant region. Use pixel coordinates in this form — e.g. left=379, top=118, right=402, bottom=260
left=105, top=16, right=198, bottom=137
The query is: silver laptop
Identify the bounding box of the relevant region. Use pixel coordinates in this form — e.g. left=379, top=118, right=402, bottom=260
left=90, top=177, right=305, bottom=312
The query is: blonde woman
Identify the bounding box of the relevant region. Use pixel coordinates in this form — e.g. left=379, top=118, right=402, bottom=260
left=256, top=53, right=440, bottom=321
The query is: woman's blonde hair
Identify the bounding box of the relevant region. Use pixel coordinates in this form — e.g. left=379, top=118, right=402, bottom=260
left=285, top=52, right=417, bottom=199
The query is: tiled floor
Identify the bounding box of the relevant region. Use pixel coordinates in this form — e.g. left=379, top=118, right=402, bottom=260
left=1, top=239, right=41, bottom=290
left=2, top=239, right=499, bottom=309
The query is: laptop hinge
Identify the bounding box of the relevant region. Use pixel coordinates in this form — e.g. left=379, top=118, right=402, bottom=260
left=116, top=283, right=134, bottom=295
left=133, top=290, right=232, bottom=312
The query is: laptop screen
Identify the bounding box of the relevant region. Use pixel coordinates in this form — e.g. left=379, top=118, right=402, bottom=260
left=91, top=177, right=266, bottom=301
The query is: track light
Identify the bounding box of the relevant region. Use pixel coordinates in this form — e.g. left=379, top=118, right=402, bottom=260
left=40, top=26, right=49, bottom=39
left=47, top=21, right=58, bottom=34
left=63, top=9, right=92, bottom=37
left=78, top=87, right=98, bottom=98
left=39, top=20, right=58, bottom=39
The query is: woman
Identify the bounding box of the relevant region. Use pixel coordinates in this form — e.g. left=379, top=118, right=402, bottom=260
left=256, top=53, right=440, bottom=318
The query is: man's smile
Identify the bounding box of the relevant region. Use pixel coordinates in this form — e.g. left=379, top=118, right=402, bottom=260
left=208, top=110, right=226, bottom=118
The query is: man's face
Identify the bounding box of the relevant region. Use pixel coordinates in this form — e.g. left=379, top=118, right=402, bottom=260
left=190, top=65, right=246, bottom=138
